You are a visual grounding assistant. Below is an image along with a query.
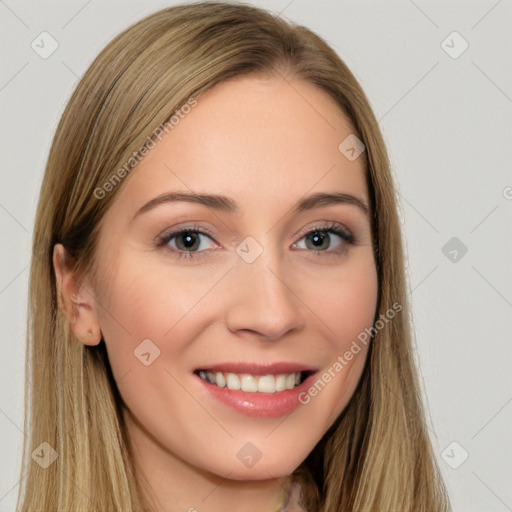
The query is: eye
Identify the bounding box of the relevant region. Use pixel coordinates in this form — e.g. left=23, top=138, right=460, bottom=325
left=292, top=221, right=355, bottom=256
left=155, top=225, right=218, bottom=261
left=155, top=221, right=356, bottom=262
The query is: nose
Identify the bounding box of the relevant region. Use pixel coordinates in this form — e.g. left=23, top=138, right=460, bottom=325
left=224, top=248, right=305, bottom=341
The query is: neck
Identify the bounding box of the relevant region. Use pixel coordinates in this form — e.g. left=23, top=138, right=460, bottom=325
left=123, top=408, right=291, bottom=512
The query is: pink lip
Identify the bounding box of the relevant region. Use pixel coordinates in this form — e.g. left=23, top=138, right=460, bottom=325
left=193, top=366, right=318, bottom=418
left=195, top=361, right=318, bottom=376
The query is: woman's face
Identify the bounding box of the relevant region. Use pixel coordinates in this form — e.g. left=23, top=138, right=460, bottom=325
left=89, top=74, right=378, bottom=480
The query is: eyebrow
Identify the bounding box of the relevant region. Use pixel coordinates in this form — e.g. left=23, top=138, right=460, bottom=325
left=132, top=191, right=369, bottom=221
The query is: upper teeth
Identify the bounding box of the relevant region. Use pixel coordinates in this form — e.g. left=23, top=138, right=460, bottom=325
left=198, top=371, right=302, bottom=393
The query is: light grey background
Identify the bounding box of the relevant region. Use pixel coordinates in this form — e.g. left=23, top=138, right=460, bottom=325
left=1, top=1, right=511, bottom=510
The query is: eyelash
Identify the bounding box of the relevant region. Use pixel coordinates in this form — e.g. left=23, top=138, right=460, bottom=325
left=155, top=222, right=356, bottom=261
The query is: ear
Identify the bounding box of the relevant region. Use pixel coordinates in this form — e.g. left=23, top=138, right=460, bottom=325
left=53, top=243, right=102, bottom=346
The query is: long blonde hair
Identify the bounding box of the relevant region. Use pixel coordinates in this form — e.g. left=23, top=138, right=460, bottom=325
left=18, top=2, right=451, bottom=510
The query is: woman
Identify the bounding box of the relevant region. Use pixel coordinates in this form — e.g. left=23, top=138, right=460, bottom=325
left=18, top=2, right=451, bottom=511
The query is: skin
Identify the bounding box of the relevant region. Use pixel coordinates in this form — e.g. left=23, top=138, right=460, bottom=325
left=53, top=74, right=378, bottom=512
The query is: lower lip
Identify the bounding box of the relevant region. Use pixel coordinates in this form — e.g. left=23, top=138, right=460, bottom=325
left=194, top=373, right=316, bottom=418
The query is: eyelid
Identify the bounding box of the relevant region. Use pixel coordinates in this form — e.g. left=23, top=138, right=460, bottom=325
left=293, top=220, right=354, bottom=242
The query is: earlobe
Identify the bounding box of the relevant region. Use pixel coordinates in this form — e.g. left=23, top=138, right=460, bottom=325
left=52, top=243, right=102, bottom=346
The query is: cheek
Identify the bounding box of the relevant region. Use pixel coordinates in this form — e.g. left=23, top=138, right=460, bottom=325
left=94, top=259, right=215, bottom=450
left=94, top=255, right=203, bottom=383
left=298, top=253, right=378, bottom=421
left=319, top=252, right=379, bottom=347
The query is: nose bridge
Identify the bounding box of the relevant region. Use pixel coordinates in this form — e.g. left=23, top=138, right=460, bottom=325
left=225, top=234, right=304, bottom=340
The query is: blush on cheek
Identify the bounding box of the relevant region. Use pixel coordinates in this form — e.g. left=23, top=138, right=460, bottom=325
left=324, top=277, right=378, bottom=345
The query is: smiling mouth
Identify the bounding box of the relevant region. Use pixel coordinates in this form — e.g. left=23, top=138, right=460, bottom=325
left=195, top=370, right=312, bottom=393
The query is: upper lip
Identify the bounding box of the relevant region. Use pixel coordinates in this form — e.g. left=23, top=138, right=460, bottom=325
left=194, top=362, right=318, bottom=376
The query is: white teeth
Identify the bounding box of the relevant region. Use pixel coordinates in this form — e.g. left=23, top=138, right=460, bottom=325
left=275, top=374, right=286, bottom=392
left=285, top=374, right=296, bottom=390
left=257, top=375, right=275, bottom=393
left=240, top=374, right=258, bottom=392
left=215, top=372, right=226, bottom=388
left=198, top=371, right=304, bottom=393
left=226, top=373, right=241, bottom=390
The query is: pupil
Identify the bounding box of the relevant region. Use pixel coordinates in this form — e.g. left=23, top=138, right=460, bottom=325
left=181, top=233, right=198, bottom=250
left=309, top=231, right=328, bottom=250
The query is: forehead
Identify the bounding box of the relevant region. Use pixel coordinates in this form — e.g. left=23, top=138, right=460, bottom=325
left=110, top=74, right=368, bottom=216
